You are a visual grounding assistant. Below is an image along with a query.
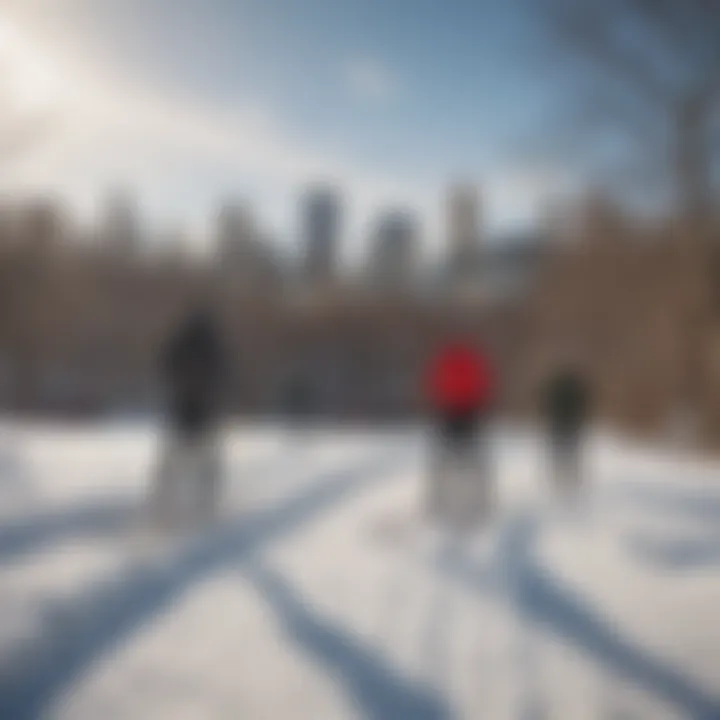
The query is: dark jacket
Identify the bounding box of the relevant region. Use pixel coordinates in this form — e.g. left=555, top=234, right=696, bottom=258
left=161, top=312, right=225, bottom=433
left=544, top=371, right=589, bottom=437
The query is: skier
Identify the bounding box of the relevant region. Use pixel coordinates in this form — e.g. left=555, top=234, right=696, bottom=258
left=152, top=307, right=226, bottom=529
left=543, top=367, right=590, bottom=494
left=424, top=336, right=495, bottom=528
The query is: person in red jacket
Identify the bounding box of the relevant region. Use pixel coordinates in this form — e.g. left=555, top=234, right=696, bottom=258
left=424, top=336, right=495, bottom=527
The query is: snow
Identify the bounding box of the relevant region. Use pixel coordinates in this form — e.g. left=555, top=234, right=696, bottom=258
left=0, top=421, right=719, bottom=719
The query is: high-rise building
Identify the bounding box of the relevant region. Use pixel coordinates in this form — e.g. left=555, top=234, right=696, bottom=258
left=302, top=186, right=341, bottom=284
left=367, top=209, right=418, bottom=288
left=446, top=183, right=481, bottom=261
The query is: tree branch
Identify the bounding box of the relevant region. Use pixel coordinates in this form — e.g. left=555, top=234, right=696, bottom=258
left=537, top=0, right=676, bottom=108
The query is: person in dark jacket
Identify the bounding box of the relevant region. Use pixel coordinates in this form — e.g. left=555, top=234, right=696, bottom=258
left=544, top=368, right=590, bottom=492
left=152, top=308, right=226, bottom=528
left=162, top=309, right=225, bottom=436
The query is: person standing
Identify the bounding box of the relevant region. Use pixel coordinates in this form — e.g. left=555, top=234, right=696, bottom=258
left=152, top=307, right=226, bottom=529
left=543, top=368, right=590, bottom=495
left=424, top=337, right=495, bottom=528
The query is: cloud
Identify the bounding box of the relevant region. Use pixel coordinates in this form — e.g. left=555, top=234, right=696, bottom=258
left=0, top=13, right=558, bottom=254
left=0, top=13, right=429, bottom=248
left=74, top=83, right=430, bottom=243
left=345, top=58, right=398, bottom=104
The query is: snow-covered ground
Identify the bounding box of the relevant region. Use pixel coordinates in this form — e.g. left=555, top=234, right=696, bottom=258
left=0, top=421, right=719, bottom=719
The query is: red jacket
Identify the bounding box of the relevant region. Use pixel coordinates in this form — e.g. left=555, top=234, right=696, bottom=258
left=425, top=342, right=494, bottom=415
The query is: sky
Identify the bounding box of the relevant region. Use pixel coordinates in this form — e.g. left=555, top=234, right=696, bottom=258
left=0, top=0, right=575, bottom=257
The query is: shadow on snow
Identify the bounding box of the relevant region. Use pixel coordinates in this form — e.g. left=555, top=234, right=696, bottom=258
left=432, top=512, right=720, bottom=720
left=0, top=448, right=404, bottom=720
left=243, top=561, right=452, bottom=720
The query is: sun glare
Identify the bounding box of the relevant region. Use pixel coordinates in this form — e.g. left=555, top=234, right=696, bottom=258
left=0, top=15, right=66, bottom=114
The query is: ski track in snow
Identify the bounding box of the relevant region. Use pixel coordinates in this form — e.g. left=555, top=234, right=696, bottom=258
left=0, top=424, right=719, bottom=719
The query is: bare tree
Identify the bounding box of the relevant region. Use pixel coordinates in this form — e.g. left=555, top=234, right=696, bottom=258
left=528, top=1, right=720, bottom=443
left=534, top=0, right=720, bottom=224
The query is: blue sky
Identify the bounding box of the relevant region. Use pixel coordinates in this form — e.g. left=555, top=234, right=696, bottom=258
left=0, top=0, right=574, bottom=255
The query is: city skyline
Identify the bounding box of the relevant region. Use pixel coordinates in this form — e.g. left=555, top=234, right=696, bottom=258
left=0, top=179, right=549, bottom=295
left=0, top=0, right=576, bottom=260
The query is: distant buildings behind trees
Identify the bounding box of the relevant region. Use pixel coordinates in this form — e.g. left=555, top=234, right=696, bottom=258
left=1, top=182, right=716, bottom=448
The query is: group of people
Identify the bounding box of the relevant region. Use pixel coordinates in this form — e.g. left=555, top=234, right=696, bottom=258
left=151, top=309, right=591, bottom=530
left=424, top=335, right=590, bottom=528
